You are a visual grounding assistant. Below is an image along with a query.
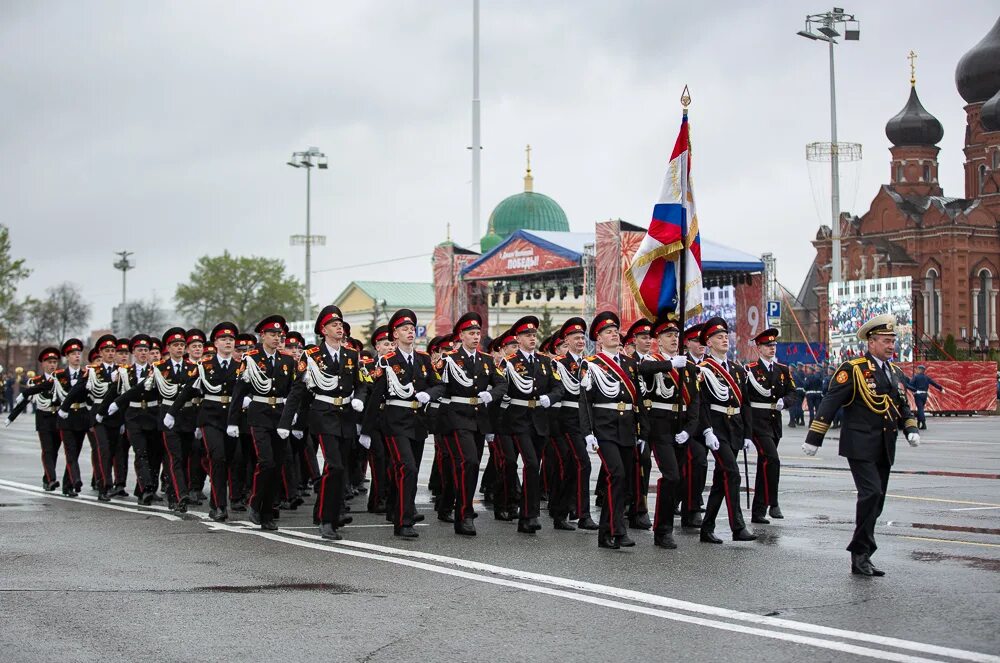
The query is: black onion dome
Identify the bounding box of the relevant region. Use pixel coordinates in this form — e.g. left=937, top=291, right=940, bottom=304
left=956, top=16, right=1000, bottom=104
left=885, top=86, right=944, bottom=146
left=981, top=87, right=1000, bottom=132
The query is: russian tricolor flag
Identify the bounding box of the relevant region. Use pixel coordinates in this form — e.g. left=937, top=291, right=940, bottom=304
left=626, top=112, right=703, bottom=320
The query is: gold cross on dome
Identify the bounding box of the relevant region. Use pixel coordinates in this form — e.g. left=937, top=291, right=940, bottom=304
left=908, top=50, right=917, bottom=86
left=525, top=144, right=532, bottom=174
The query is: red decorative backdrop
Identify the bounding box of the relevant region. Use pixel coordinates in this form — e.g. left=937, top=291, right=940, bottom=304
left=897, top=361, right=998, bottom=412
left=463, top=237, right=577, bottom=280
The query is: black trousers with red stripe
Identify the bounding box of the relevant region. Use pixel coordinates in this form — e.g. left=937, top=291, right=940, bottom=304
left=701, top=443, right=747, bottom=535
left=751, top=431, right=781, bottom=516
left=365, top=432, right=388, bottom=512
left=443, top=429, right=483, bottom=522
left=510, top=432, right=545, bottom=520
left=248, top=427, right=287, bottom=520
left=489, top=434, right=519, bottom=515
left=562, top=431, right=593, bottom=519
left=300, top=433, right=321, bottom=487
left=650, top=438, right=682, bottom=534
left=628, top=439, right=652, bottom=518
left=91, top=423, right=118, bottom=492
left=313, top=433, right=345, bottom=526
left=112, top=427, right=130, bottom=489
left=202, top=425, right=244, bottom=510
left=383, top=434, right=419, bottom=527
left=543, top=432, right=573, bottom=520
left=162, top=430, right=190, bottom=503
left=595, top=440, right=633, bottom=537
left=38, top=429, right=62, bottom=486
left=124, top=424, right=156, bottom=495
left=59, top=429, right=86, bottom=493
left=433, top=434, right=455, bottom=514
left=681, top=440, right=708, bottom=515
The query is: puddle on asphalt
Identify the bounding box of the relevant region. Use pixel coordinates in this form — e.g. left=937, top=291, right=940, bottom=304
left=193, top=582, right=356, bottom=593
left=911, top=551, right=1000, bottom=572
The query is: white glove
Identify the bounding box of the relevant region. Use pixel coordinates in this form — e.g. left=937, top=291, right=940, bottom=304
left=675, top=431, right=689, bottom=445
left=775, top=399, right=785, bottom=411
left=14, top=394, right=24, bottom=407
left=415, top=391, right=430, bottom=404
left=291, top=413, right=298, bottom=425
left=163, top=413, right=175, bottom=429
left=57, top=409, right=69, bottom=419
left=292, top=430, right=304, bottom=440
left=802, top=442, right=819, bottom=457
left=907, top=432, right=920, bottom=447
left=226, top=425, right=240, bottom=438
left=485, top=433, right=495, bottom=443
left=743, top=438, right=753, bottom=452
left=194, top=428, right=202, bottom=440
left=2, top=418, right=10, bottom=428
left=107, top=402, right=119, bottom=416
left=276, top=428, right=290, bottom=439
left=242, top=396, right=251, bottom=409
left=671, top=355, right=688, bottom=369
left=637, top=438, right=646, bottom=453
left=580, top=373, right=592, bottom=389
left=539, top=395, right=551, bottom=408
left=704, top=429, right=720, bottom=451
left=941, top=389, right=946, bottom=394
left=585, top=434, right=599, bottom=453
left=351, top=398, right=364, bottom=412
left=477, top=391, right=493, bottom=405
left=95, top=414, right=104, bottom=423
left=359, top=434, right=372, bottom=450
left=355, top=424, right=362, bottom=436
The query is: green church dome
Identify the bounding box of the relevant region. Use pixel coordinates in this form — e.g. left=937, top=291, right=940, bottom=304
left=481, top=146, right=569, bottom=250
left=480, top=224, right=503, bottom=253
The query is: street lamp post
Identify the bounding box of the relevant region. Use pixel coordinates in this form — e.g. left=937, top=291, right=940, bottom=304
left=113, top=250, right=134, bottom=334
left=288, top=147, right=328, bottom=322
left=797, top=7, right=860, bottom=286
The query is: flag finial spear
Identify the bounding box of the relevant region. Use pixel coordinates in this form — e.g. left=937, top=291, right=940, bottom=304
left=680, top=85, right=691, bottom=110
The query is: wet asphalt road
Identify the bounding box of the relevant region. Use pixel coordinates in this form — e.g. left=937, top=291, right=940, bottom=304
left=1, top=415, right=998, bottom=662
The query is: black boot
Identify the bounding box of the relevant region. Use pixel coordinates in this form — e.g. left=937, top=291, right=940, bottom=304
left=654, top=532, right=677, bottom=549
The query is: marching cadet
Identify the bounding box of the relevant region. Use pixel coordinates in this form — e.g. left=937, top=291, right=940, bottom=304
left=426, top=335, right=451, bottom=515
left=579, top=311, right=646, bottom=549
left=52, top=339, right=88, bottom=497
left=277, top=330, right=307, bottom=510
left=183, top=328, right=209, bottom=505
left=539, top=332, right=573, bottom=530
left=502, top=316, right=563, bottom=534
left=552, top=318, right=599, bottom=530
left=4, top=347, right=63, bottom=491
left=623, top=318, right=654, bottom=530
left=230, top=333, right=258, bottom=511
left=363, top=325, right=393, bottom=514
left=745, top=328, right=795, bottom=524
left=171, top=322, right=242, bottom=522
left=905, top=365, right=944, bottom=430
left=636, top=316, right=700, bottom=549
left=59, top=334, right=120, bottom=501
left=101, top=335, right=161, bottom=504
left=803, top=314, right=920, bottom=577
left=682, top=323, right=708, bottom=523
left=489, top=330, right=523, bottom=521
left=438, top=312, right=506, bottom=536
left=281, top=306, right=367, bottom=540
left=360, top=309, right=444, bottom=538
left=110, top=337, right=132, bottom=494
left=148, top=338, right=162, bottom=363
left=696, top=318, right=757, bottom=544
left=227, top=315, right=299, bottom=531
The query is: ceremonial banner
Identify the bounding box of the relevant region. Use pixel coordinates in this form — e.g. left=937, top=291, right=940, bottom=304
left=625, top=112, right=703, bottom=319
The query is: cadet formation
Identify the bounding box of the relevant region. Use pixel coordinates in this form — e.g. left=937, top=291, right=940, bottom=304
left=5, top=307, right=919, bottom=575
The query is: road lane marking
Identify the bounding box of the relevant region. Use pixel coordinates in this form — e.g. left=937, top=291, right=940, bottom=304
left=886, top=495, right=1000, bottom=507
left=899, top=536, right=1000, bottom=549
left=0, top=483, right=180, bottom=521
left=949, top=506, right=1000, bottom=512
left=1, top=478, right=996, bottom=662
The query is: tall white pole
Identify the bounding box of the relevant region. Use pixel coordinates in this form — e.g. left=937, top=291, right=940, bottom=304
left=828, top=37, right=842, bottom=285
left=471, top=0, right=482, bottom=245
left=305, top=164, right=312, bottom=321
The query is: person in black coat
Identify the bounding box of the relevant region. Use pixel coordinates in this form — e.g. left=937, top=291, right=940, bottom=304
left=360, top=309, right=445, bottom=538
left=227, top=316, right=301, bottom=531
left=579, top=311, right=647, bottom=550
left=804, top=314, right=920, bottom=577
left=4, top=348, right=63, bottom=491
left=697, top=318, right=757, bottom=544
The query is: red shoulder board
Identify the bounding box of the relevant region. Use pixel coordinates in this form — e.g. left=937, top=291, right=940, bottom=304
left=747, top=361, right=758, bottom=368
left=383, top=351, right=396, bottom=360
left=505, top=352, right=518, bottom=360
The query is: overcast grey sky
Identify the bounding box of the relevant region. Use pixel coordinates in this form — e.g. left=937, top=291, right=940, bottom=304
left=3, top=1, right=996, bottom=330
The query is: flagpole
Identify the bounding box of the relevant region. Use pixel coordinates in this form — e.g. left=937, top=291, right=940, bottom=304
left=678, top=86, right=691, bottom=327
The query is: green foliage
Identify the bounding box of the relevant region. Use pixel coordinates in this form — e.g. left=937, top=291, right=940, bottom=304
left=175, top=252, right=304, bottom=331
left=943, top=334, right=958, bottom=360
left=0, top=224, right=31, bottom=341
left=538, top=306, right=555, bottom=340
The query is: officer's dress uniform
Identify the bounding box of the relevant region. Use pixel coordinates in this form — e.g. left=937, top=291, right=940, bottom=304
left=282, top=341, right=368, bottom=533
left=805, top=353, right=918, bottom=567
left=502, top=349, right=563, bottom=531
left=228, top=343, right=300, bottom=528
left=553, top=351, right=597, bottom=527
left=744, top=357, right=795, bottom=520
left=637, top=352, right=701, bottom=543
left=579, top=352, right=646, bottom=545
left=697, top=355, right=754, bottom=540
left=439, top=344, right=506, bottom=533
left=362, top=349, right=444, bottom=534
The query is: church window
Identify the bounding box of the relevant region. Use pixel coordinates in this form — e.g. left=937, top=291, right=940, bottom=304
left=896, top=164, right=904, bottom=182
left=979, top=165, right=987, bottom=194
left=924, top=268, right=941, bottom=338
left=922, top=164, right=931, bottom=182
left=993, top=150, right=1000, bottom=171
left=976, top=269, right=994, bottom=342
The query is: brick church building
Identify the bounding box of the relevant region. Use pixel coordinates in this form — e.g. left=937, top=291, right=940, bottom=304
left=797, top=17, right=1000, bottom=355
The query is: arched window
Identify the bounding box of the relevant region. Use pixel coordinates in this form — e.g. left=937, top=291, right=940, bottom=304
left=979, top=165, right=988, bottom=194
left=923, top=164, right=931, bottom=182
left=993, top=150, right=1000, bottom=171
left=923, top=268, right=941, bottom=338
left=896, top=163, right=905, bottom=182
left=975, top=268, right=994, bottom=343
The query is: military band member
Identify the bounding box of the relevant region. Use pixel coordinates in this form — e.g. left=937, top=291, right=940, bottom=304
left=697, top=318, right=757, bottom=544
left=624, top=318, right=654, bottom=530
left=4, top=347, right=63, bottom=491
left=502, top=316, right=563, bottom=534
left=745, top=328, right=795, bottom=524
left=682, top=323, right=708, bottom=523
left=636, top=316, right=700, bottom=549
left=282, top=306, right=367, bottom=540
left=438, top=312, right=507, bottom=536
left=361, top=309, right=444, bottom=538
left=579, top=312, right=646, bottom=549
left=553, top=318, right=599, bottom=530
left=228, top=315, right=300, bottom=531
left=803, top=314, right=920, bottom=577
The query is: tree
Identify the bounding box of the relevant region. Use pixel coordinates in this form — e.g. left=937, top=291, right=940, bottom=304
left=0, top=224, right=31, bottom=342
left=20, top=297, right=60, bottom=351
left=123, top=296, right=167, bottom=338
left=46, top=282, right=91, bottom=341
left=175, top=252, right=304, bottom=331
left=538, top=306, right=555, bottom=340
